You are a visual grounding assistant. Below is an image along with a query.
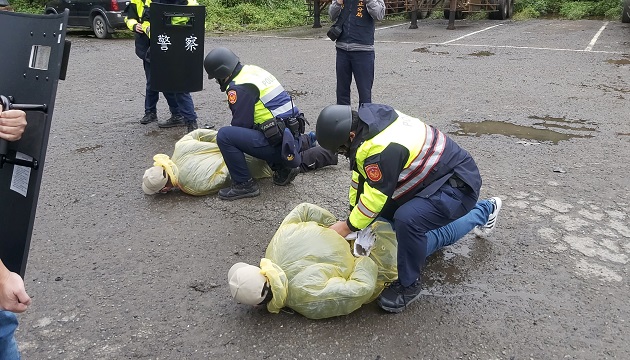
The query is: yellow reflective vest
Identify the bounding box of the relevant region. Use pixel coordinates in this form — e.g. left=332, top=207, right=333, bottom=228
left=227, top=65, right=297, bottom=125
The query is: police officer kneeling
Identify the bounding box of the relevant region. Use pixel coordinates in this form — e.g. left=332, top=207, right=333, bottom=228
left=316, top=103, right=483, bottom=313
left=204, top=47, right=306, bottom=200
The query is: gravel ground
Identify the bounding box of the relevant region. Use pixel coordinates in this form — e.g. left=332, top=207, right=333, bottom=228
left=12, top=18, right=630, bottom=359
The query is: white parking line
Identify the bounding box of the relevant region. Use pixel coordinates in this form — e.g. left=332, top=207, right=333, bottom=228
left=431, top=42, right=625, bottom=54
left=247, top=21, right=626, bottom=54
left=585, top=21, right=609, bottom=51
left=440, top=24, right=504, bottom=44
left=376, top=22, right=409, bottom=31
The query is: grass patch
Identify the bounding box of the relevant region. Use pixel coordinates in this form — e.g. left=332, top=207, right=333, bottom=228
left=201, top=0, right=308, bottom=32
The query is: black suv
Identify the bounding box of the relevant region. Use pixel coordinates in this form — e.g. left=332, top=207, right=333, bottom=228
left=44, top=0, right=129, bottom=39
left=0, top=0, right=11, bottom=10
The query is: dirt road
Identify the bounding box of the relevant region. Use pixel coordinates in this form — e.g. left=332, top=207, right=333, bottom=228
left=15, top=18, right=630, bottom=359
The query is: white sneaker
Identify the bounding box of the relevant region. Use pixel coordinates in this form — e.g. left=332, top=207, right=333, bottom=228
left=474, top=197, right=502, bottom=238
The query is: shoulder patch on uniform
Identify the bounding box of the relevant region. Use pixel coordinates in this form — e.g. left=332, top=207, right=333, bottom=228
left=227, top=90, right=237, bottom=105
left=365, top=163, right=382, bottom=182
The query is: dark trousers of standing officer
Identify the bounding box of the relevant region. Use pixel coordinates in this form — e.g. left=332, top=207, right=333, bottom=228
left=335, top=48, right=375, bottom=106
left=217, top=126, right=284, bottom=184
left=143, top=56, right=198, bottom=123
left=392, top=182, right=478, bottom=287
left=142, top=58, right=179, bottom=116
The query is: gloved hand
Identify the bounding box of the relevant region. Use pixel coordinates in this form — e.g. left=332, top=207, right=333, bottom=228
left=345, top=227, right=376, bottom=257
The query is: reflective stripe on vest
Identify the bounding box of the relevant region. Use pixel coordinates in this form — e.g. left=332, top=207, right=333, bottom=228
left=230, top=65, right=297, bottom=125
left=392, top=122, right=446, bottom=200
left=356, top=111, right=446, bottom=201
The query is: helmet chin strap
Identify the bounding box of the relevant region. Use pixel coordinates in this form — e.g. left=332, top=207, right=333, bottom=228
left=216, top=78, right=228, bottom=92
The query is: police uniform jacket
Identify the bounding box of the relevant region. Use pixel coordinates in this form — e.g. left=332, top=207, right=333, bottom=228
left=124, top=0, right=151, bottom=60
left=329, top=0, right=385, bottom=50
left=346, top=103, right=482, bottom=232
left=223, top=63, right=300, bottom=129
left=140, top=0, right=198, bottom=39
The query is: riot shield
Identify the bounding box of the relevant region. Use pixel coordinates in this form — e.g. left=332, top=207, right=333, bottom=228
left=0, top=10, right=71, bottom=277
left=149, top=3, right=205, bottom=93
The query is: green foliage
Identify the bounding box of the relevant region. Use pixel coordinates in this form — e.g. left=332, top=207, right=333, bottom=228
left=512, top=6, right=541, bottom=19
left=560, top=1, right=593, bottom=19
left=513, top=0, right=621, bottom=19
left=10, top=0, right=46, bottom=14
left=557, top=0, right=620, bottom=19
left=6, top=0, right=626, bottom=30
left=200, top=0, right=307, bottom=31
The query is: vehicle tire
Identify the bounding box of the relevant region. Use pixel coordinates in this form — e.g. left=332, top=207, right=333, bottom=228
left=507, top=0, right=514, bottom=18
left=490, top=0, right=508, bottom=20
left=92, top=14, right=112, bottom=39
left=623, top=0, right=630, bottom=23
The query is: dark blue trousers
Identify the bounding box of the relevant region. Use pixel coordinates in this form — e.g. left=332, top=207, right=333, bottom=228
left=217, top=126, right=283, bottom=184
left=392, top=182, right=478, bottom=287
left=143, top=59, right=179, bottom=116
left=143, top=60, right=197, bottom=123
left=335, top=48, right=375, bottom=106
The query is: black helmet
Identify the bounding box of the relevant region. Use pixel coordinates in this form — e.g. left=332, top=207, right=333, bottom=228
left=204, top=47, right=239, bottom=80
left=315, top=105, right=352, bottom=151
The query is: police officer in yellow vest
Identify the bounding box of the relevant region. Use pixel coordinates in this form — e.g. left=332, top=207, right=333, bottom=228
left=315, top=103, right=483, bottom=313
left=203, top=47, right=337, bottom=200
left=125, top=0, right=200, bottom=132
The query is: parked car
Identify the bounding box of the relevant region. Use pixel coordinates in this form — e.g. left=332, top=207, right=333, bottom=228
left=44, top=0, right=129, bottom=39
left=0, top=0, right=12, bottom=11
left=624, top=0, right=630, bottom=23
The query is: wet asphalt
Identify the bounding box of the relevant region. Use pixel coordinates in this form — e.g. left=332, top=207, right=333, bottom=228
left=13, top=18, right=630, bottom=359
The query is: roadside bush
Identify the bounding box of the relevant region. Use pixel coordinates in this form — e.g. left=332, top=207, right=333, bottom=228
left=559, top=0, right=620, bottom=19
left=9, top=0, right=44, bottom=14
left=201, top=0, right=307, bottom=31
left=514, top=0, right=621, bottom=19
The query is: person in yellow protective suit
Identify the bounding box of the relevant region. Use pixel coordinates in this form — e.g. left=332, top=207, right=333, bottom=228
left=229, top=203, right=397, bottom=320
left=141, top=129, right=272, bottom=196
left=227, top=199, right=501, bottom=319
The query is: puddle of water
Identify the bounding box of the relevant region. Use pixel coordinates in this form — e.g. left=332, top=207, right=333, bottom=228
left=598, top=84, right=630, bottom=94
left=452, top=115, right=597, bottom=144
left=412, top=47, right=448, bottom=55
left=469, top=51, right=494, bottom=57
left=606, top=59, right=630, bottom=65
left=413, top=47, right=430, bottom=53
left=287, top=90, right=308, bottom=97
left=75, top=144, right=102, bottom=153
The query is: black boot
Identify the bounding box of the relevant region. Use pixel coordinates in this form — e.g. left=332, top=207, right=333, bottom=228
left=218, top=179, right=260, bottom=201
left=186, top=121, right=199, bottom=133
left=273, top=167, right=300, bottom=186
left=158, top=114, right=186, bottom=128
left=376, top=280, right=422, bottom=313
left=140, top=112, right=157, bottom=124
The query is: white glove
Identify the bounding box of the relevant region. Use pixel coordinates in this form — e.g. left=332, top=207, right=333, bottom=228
left=346, top=227, right=376, bottom=257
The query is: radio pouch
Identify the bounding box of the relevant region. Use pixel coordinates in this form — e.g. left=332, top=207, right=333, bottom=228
left=259, top=118, right=284, bottom=147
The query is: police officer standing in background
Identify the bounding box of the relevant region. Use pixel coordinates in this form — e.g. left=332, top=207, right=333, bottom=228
left=125, top=0, right=200, bottom=133
left=315, top=103, right=486, bottom=313
left=329, top=0, right=385, bottom=106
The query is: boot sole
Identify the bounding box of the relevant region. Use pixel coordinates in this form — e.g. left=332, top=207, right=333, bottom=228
left=158, top=123, right=186, bottom=128
left=273, top=168, right=300, bottom=186
left=218, top=189, right=260, bottom=201
left=376, top=292, right=422, bottom=313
